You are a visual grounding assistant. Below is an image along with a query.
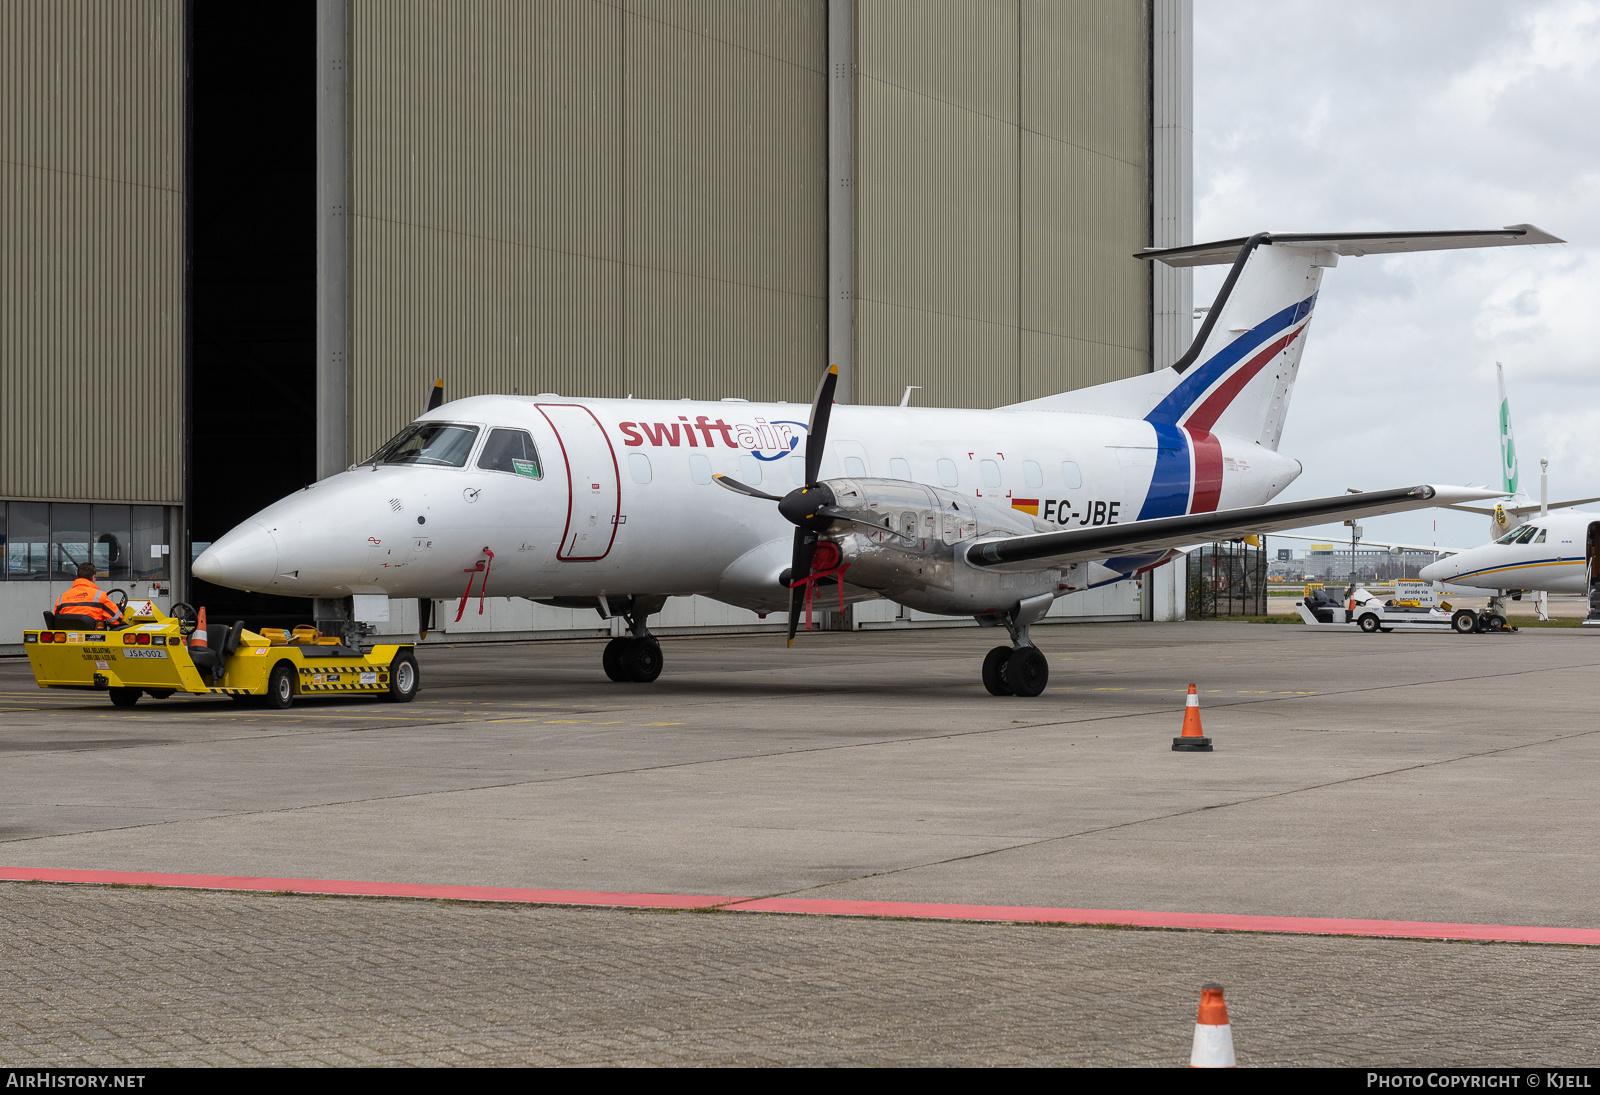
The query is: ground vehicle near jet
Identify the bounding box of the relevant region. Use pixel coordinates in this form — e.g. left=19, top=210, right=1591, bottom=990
left=195, top=227, right=1555, bottom=695
left=24, top=600, right=418, bottom=708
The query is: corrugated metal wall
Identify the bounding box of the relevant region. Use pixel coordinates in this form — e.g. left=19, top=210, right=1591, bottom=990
left=346, top=0, right=828, bottom=463
left=0, top=1, right=185, bottom=502
left=855, top=0, right=1150, bottom=409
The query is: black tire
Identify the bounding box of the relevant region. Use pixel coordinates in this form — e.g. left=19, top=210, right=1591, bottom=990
left=385, top=652, right=420, bottom=703
left=1358, top=613, right=1381, bottom=633
left=1002, top=646, right=1049, bottom=698
left=229, top=692, right=258, bottom=705
left=1451, top=609, right=1478, bottom=635
left=602, top=636, right=631, bottom=682
left=265, top=663, right=296, bottom=709
left=622, top=637, right=663, bottom=683
left=108, top=687, right=141, bottom=708
left=981, top=646, right=1012, bottom=696
left=1487, top=614, right=1507, bottom=633
left=146, top=689, right=174, bottom=700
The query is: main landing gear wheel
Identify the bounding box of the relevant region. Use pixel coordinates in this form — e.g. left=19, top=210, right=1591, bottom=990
left=1002, top=647, right=1049, bottom=697
left=981, top=646, right=1012, bottom=696
left=620, top=637, right=663, bottom=683
left=602, top=636, right=631, bottom=682
left=1451, top=609, right=1479, bottom=634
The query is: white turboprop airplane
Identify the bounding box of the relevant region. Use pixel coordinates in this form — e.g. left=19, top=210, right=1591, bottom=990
left=194, top=226, right=1557, bottom=696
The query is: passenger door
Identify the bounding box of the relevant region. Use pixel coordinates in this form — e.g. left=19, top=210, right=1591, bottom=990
left=536, top=404, right=622, bottom=561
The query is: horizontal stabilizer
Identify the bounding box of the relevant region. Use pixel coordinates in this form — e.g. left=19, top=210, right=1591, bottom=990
left=1139, top=225, right=1563, bottom=268
left=965, top=485, right=1504, bottom=571
left=1444, top=495, right=1600, bottom=518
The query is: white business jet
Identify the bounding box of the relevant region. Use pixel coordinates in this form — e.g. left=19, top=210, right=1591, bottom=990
left=1419, top=365, right=1600, bottom=612
left=195, top=226, right=1557, bottom=695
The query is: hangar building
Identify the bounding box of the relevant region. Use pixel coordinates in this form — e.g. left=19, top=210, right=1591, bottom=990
left=1, top=0, right=1192, bottom=649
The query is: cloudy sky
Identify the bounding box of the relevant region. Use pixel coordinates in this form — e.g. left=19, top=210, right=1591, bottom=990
left=1193, top=0, right=1599, bottom=549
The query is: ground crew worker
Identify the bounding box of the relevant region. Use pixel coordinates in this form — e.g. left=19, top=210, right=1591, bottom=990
left=54, top=562, right=125, bottom=627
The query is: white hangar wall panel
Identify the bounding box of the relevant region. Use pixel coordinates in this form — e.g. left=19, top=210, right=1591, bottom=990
left=345, top=0, right=827, bottom=463
left=0, top=0, right=184, bottom=502
left=854, top=0, right=1150, bottom=410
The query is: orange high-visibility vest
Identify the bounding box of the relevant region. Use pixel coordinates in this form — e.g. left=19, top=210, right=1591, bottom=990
left=54, top=579, right=122, bottom=625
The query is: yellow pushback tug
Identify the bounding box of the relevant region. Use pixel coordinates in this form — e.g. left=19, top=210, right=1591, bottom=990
left=24, top=597, right=418, bottom=709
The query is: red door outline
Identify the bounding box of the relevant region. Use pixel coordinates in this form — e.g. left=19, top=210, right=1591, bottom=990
left=536, top=403, right=622, bottom=561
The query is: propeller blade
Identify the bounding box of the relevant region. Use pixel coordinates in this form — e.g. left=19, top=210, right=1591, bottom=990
left=713, top=473, right=783, bottom=502
left=804, top=364, right=839, bottom=485
left=425, top=378, right=444, bottom=412
left=787, top=528, right=818, bottom=647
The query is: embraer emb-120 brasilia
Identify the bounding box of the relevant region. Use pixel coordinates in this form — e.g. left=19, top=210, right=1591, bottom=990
left=196, top=226, right=1558, bottom=695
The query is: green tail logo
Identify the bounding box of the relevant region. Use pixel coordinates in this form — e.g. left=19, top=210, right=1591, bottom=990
left=1497, top=364, right=1519, bottom=496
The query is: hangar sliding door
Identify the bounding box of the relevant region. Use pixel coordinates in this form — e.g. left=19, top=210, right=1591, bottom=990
left=536, top=404, right=621, bottom=561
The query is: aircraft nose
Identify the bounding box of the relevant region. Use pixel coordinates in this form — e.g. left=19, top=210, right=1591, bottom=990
left=194, top=521, right=278, bottom=591
left=1418, top=559, right=1448, bottom=582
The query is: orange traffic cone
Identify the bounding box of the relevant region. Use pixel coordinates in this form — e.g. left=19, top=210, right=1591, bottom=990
left=191, top=606, right=209, bottom=648
left=1189, top=983, right=1236, bottom=1067
left=1172, top=683, right=1213, bottom=752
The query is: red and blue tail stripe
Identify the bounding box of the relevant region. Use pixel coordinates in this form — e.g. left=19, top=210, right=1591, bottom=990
left=1135, top=292, right=1317, bottom=521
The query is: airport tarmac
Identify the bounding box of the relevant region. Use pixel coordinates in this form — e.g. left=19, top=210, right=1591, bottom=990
left=3, top=621, right=1599, bottom=1065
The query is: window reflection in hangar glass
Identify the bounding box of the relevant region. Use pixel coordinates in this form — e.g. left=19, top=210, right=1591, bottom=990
left=979, top=459, right=1001, bottom=487
left=371, top=423, right=481, bottom=467
left=844, top=456, right=867, bottom=477
left=937, top=459, right=959, bottom=487
left=6, top=502, right=50, bottom=580
left=689, top=453, right=713, bottom=485
left=477, top=428, right=542, bottom=477
left=890, top=457, right=911, bottom=480
left=93, top=504, right=132, bottom=581
left=1023, top=460, right=1043, bottom=488
left=1061, top=461, right=1083, bottom=489
left=628, top=452, right=652, bottom=485
left=51, top=502, right=92, bottom=581
left=131, top=506, right=168, bottom=581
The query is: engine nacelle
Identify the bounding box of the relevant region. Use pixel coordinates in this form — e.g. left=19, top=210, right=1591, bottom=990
left=818, top=478, right=1068, bottom=617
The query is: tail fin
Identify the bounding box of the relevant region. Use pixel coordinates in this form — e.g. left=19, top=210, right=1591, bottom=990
left=1007, top=225, right=1562, bottom=454
left=1497, top=362, right=1519, bottom=495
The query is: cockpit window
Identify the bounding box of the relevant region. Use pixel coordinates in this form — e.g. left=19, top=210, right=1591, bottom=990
left=1514, top=525, right=1540, bottom=545
left=1495, top=524, right=1530, bottom=544
left=477, top=428, right=542, bottom=478
left=368, top=423, right=480, bottom=467
left=1533, top=528, right=1547, bottom=543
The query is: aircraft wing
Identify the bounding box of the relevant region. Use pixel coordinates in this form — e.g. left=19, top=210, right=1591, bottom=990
left=1142, top=225, right=1563, bottom=267
left=964, top=485, right=1504, bottom=571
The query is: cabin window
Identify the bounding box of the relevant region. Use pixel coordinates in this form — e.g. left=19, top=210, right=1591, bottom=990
left=1022, top=460, right=1043, bottom=488
left=844, top=456, right=867, bottom=477
left=890, top=458, right=912, bottom=480
left=628, top=452, right=652, bottom=485
left=1061, top=461, right=1083, bottom=489
left=477, top=428, right=542, bottom=477
left=790, top=456, right=807, bottom=486
left=979, top=460, right=1001, bottom=487
left=688, top=454, right=713, bottom=485
left=738, top=455, right=763, bottom=485
left=937, top=459, right=959, bottom=487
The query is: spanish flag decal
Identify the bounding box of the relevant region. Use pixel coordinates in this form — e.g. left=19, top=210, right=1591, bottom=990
left=1012, top=498, right=1040, bottom=516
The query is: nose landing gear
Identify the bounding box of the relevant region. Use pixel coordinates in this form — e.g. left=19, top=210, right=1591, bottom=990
left=601, top=596, right=667, bottom=683
left=979, top=593, right=1054, bottom=697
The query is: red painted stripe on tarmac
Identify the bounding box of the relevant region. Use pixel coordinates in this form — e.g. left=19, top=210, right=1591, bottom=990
left=0, top=866, right=730, bottom=910
left=3, top=866, right=1595, bottom=945
left=723, top=897, right=1600, bottom=945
